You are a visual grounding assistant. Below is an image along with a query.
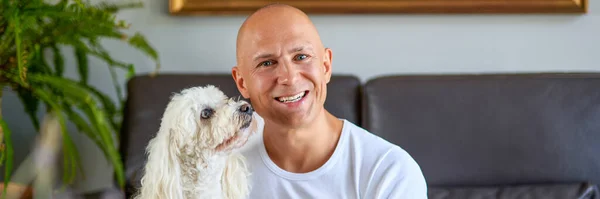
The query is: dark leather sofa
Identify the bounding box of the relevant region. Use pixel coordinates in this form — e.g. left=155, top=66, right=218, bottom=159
left=112, top=72, right=600, bottom=199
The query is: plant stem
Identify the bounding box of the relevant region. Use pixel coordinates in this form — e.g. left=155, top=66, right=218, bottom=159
left=34, top=110, right=62, bottom=199
left=13, top=10, right=25, bottom=85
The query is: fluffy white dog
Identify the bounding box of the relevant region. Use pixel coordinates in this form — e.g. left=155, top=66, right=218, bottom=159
left=133, top=85, right=258, bottom=199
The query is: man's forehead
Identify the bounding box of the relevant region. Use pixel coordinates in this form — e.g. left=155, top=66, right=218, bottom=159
left=245, top=20, right=309, bottom=38
left=237, top=7, right=315, bottom=45
left=239, top=25, right=316, bottom=54
left=250, top=27, right=311, bottom=46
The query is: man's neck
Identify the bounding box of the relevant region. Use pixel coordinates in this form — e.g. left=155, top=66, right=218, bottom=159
left=263, top=110, right=344, bottom=173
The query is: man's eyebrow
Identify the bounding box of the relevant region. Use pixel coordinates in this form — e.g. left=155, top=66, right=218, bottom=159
left=253, top=53, right=273, bottom=61
left=289, top=45, right=312, bottom=53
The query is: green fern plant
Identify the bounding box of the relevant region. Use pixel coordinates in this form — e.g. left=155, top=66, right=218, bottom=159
left=0, top=0, right=159, bottom=195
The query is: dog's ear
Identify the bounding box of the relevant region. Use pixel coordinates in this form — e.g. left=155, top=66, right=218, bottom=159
left=222, top=153, right=252, bottom=199
left=134, top=97, right=196, bottom=199
left=169, top=128, right=182, bottom=155
left=175, top=105, right=199, bottom=137
left=134, top=129, right=185, bottom=199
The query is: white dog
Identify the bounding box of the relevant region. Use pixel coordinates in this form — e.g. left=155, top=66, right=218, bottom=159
left=133, top=85, right=258, bottom=199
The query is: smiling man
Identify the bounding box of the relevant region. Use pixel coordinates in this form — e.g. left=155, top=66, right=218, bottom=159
left=232, top=3, right=428, bottom=198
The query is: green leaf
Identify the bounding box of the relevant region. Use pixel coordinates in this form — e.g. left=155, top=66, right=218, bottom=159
left=15, top=87, right=40, bottom=131
left=57, top=111, right=79, bottom=185
left=87, top=42, right=130, bottom=69
left=31, top=44, right=52, bottom=75
left=62, top=104, right=109, bottom=161
left=28, top=74, right=92, bottom=102
left=74, top=46, right=89, bottom=84
left=28, top=74, right=125, bottom=187
left=127, top=64, right=135, bottom=80
left=12, top=9, right=25, bottom=84
left=30, top=91, right=86, bottom=186
left=81, top=84, right=119, bottom=132
left=66, top=40, right=128, bottom=70
left=0, top=70, right=27, bottom=88
left=30, top=90, right=79, bottom=185
left=56, top=0, right=68, bottom=9
left=108, top=65, right=123, bottom=109
left=0, top=119, right=14, bottom=199
left=128, top=32, right=158, bottom=61
left=2, top=0, right=9, bottom=11
left=61, top=105, right=93, bottom=181
left=27, top=74, right=119, bottom=131
left=80, top=102, right=124, bottom=187
left=61, top=122, right=83, bottom=184
left=51, top=45, right=64, bottom=76
left=25, top=77, right=96, bottom=185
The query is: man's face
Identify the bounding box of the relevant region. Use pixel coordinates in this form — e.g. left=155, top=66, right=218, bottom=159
left=233, top=22, right=332, bottom=129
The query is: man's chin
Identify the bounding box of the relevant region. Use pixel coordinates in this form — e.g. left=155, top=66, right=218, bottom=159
left=275, top=113, right=315, bottom=126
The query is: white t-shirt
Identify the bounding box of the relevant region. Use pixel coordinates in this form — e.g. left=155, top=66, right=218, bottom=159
left=239, top=118, right=428, bottom=199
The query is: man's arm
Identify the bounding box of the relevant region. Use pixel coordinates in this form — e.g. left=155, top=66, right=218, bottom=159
left=366, top=146, right=428, bottom=199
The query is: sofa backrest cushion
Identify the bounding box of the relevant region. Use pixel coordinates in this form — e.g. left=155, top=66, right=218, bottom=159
left=362, top=73, right=600, bottom=187
left=120, top=73, right=361, bottom=196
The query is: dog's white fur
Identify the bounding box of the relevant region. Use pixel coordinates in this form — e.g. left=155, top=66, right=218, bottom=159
left=133, top=85, right=258, bottom=199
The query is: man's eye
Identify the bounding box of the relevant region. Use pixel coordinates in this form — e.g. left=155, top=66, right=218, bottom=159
left=258, top=60, right=274, bottom=67
left=294, top=54, right=308, bottom=61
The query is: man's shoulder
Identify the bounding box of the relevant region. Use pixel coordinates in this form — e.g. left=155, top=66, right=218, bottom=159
left=341, top=119, right=428, bottom=198
left=341, top=119, right=409, bottom=158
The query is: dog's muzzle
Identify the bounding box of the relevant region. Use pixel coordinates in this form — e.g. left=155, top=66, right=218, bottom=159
left=238, top=102, right=254, bottom=129
left=238, top=103, right=253, bottom=115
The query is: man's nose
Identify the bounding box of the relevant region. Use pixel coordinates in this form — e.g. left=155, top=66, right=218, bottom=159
left=276, top=61, right=299, bottom=85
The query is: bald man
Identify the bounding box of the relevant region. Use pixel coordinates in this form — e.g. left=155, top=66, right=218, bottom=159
left=232, top=4, right=427, bottom=198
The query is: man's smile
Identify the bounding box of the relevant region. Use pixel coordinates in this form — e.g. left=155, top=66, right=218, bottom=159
left=274, top=90, right=309, bottom=103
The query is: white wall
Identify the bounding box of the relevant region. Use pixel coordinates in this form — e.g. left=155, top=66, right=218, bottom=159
left=3, top=0, right=599, bottom=194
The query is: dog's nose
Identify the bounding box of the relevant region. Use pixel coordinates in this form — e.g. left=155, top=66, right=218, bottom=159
left=239, top=104, right=253, bottom=115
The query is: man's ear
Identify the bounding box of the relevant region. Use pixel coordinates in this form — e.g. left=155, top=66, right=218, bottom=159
left=232, top=66, right=250, bottom=99
left=323, top=48, right=333, bottom=84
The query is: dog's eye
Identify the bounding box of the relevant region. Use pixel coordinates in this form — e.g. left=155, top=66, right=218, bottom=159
left=200, top=108, right=213, bottom=119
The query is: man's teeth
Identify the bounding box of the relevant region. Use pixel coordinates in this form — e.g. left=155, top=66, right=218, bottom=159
left=277, top=92, right=305, bottom=103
